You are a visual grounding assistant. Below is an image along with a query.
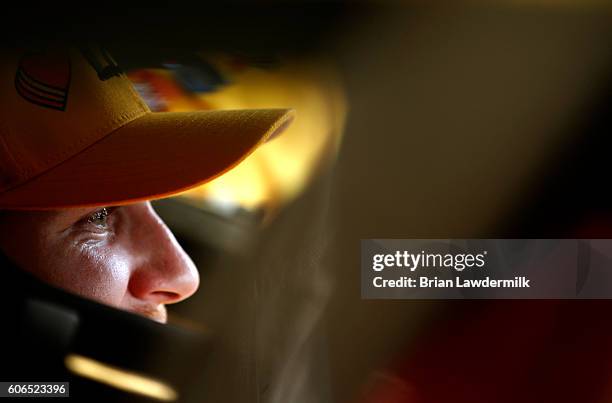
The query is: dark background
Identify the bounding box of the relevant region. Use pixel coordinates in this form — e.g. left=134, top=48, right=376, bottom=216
left=3, top=3, right=612, bottom=402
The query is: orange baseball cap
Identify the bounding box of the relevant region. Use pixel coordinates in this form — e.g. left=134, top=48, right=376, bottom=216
left=0, top=46, right=294, bottom=209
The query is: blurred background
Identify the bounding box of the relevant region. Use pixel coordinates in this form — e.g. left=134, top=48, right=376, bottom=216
left=7, top=2, right=612, bottom=402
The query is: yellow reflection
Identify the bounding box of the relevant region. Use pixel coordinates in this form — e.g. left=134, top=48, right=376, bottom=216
left=64, top=353, right=178, bottom=402
left=185, top=58, right=347, bottom=215
left=129, top=58, right=347, bottom=218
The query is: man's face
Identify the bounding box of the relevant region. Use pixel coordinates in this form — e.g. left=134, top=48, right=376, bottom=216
left=0, top=202, right=199, bottom=323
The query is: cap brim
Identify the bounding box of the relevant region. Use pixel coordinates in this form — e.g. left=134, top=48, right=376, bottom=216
left=0, top=108, right=295, bottom=209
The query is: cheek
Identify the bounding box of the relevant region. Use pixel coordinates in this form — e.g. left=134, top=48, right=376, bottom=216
left=46, top=241, right=133, bottom=307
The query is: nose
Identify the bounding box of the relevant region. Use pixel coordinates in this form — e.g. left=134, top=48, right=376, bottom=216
left=127, top=203, right=200, bottom=305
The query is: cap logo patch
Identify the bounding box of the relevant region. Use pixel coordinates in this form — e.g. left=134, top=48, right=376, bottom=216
left=14, top=50, right=71, bottom=111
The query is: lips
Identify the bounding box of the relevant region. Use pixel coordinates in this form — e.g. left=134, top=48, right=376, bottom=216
left=132, top=304, right=167, bottom=323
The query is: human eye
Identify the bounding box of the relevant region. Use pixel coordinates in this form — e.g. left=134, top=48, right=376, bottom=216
left=85, top=207, right=117, bottom=230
